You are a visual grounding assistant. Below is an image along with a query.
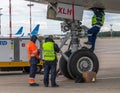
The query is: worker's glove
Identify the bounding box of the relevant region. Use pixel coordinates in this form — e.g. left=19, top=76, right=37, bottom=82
left=39, top=58, right=44, bottom=62
left=39, top=58, right=44, bottom=67
left=36, top=58, right=43, bottom=64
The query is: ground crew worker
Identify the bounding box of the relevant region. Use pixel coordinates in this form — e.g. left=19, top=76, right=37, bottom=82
left=84, top=8, right=105, bottom=51
left=27, top=35, right=40, bottom=86
left=42, top=37, right=60, bottom=87
left=48, top=35, right=62, bottom=77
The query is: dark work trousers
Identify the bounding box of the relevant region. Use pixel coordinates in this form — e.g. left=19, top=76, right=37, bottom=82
left=87, top=26, right=101, bottom=51
left=44, top=60, right=57, bottom=86
left=29, top=57, right=38, bottom=78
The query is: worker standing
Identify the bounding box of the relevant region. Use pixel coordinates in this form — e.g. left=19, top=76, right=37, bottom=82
left=84, top=8, right=105, bottom=51
left=42, top=36, right=60, bottom=87
left=27, top=35, right=40, bottom=86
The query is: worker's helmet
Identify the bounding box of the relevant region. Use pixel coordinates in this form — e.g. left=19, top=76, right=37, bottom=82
left=45, top=36, right=54, bottom=42
left=30, top=35, right=37, bottom=43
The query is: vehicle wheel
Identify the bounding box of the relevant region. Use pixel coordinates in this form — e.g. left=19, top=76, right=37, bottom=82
left=68, top=49, right=99, bottom=79
left=59, top=50, right=73, bottom=79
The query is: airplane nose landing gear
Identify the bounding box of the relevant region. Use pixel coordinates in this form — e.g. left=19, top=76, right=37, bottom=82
left=59, top=21, right=99, bottom=81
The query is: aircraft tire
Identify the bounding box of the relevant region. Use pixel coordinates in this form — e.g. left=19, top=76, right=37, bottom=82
left=68, top=49, right=99, bottom=79
left=59, top=50, right=73, bottom=79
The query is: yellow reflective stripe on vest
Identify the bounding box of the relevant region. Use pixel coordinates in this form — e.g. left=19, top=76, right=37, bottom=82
left=92, top=13, right=104, bottom=26
left=43, top=42, right=55, bottom=61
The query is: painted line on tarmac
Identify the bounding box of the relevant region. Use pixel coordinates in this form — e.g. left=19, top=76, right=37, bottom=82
left=98, top=76, right=120, bottom=80
left=0, top=82, right=26, bottom=85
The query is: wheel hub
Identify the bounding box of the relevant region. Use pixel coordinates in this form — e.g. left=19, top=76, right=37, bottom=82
left=82, top=61, right=89, bottom=68
left=77, top=57, right=93, bottom=73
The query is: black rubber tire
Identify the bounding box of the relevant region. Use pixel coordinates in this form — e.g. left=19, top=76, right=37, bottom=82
left=59, top=50, right=73, bottom=79
left=68, top=49, right=99, bottom=79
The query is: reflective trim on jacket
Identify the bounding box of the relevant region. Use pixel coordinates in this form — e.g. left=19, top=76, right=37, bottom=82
left=92, top=12, right=105, bottom=26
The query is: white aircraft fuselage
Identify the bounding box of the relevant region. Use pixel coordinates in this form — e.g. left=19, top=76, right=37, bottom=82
left=28, top=0, right=120, bottom=13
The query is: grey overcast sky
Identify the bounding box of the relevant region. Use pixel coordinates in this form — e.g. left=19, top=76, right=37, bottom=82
left=1, top=0, right=120, bottom=35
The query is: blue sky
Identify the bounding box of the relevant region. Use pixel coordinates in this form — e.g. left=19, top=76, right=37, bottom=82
left=1, top=0, right=120, bottom=35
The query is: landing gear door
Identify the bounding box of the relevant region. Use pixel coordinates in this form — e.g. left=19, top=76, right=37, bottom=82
left=56, top=3, right=84, bottom=21
left=47, top=2, right=84, bottom=21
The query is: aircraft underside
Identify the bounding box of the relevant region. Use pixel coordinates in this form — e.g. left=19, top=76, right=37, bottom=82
left=28, top=0, right=120, bottom=13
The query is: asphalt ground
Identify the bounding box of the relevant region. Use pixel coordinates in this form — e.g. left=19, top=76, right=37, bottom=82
left=0, top=38, right=120, bottom=93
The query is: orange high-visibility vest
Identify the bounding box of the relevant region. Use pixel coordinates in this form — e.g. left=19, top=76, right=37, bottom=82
left=27, top=41, right=40, bottom=60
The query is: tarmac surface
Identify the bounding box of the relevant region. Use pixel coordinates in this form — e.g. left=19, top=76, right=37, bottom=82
left=0, top=38, right=120, bottom=93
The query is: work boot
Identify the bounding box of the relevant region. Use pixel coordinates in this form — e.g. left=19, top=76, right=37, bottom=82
left=84, top=41, right=91, bottom=45
left=44, top=84, right=48, bottom=87
left=51, top=84, right=59, bottom=87
left=29, top=83, right=39, bottom=86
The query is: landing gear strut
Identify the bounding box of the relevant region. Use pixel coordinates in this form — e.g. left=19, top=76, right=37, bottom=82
left=59, top=20, right=99, bottom=80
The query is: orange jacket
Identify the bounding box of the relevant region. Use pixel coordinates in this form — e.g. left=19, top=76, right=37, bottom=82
left=27, top=41, right=40, bottom=60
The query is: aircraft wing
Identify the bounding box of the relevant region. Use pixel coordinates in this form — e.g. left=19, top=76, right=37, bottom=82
left=27, top=0, right=120, bottom=13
